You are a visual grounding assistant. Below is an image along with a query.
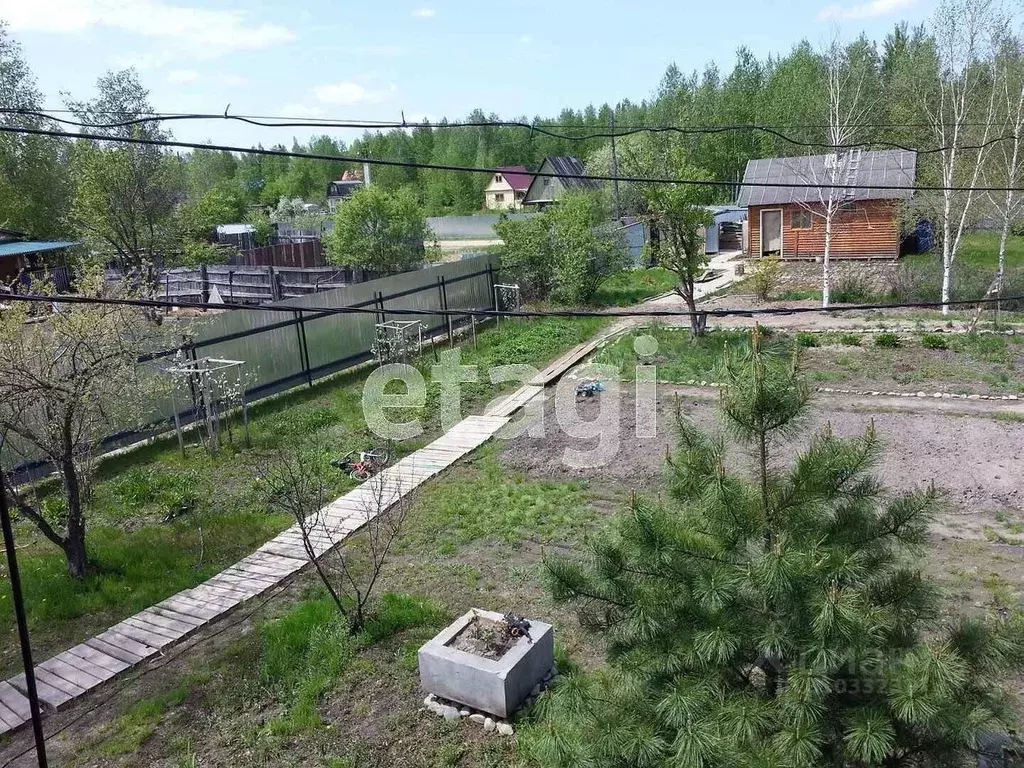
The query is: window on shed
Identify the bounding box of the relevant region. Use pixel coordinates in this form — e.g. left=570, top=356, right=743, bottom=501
left=791, top=210, right=813, bottom=230
left=495, top=174, right=503, bottom=183
left=495, top=193, right=505, bottom=202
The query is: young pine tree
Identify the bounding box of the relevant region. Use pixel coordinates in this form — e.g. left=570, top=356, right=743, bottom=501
left=529, top=329, right=1023, bottom=768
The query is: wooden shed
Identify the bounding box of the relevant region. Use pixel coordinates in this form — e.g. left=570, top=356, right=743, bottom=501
left=736, top=149, right=916, bottom=260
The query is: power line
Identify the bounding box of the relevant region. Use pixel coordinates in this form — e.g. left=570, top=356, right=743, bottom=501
left=1, top=288, right=1019, bottom=321
left=0, top=123, right=1016, bottom=193
left=1, top=108, right=1012, bottom=156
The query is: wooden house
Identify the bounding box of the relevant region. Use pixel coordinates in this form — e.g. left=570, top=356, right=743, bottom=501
left=522, top=156, right=602, bottom=208
left=736, top=149, right=916, bottom=260
left=484, top=166, right=532, bottom=211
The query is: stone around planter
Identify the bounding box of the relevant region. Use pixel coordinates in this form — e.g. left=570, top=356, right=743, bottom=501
left=419, top=608, right=554, bottom=719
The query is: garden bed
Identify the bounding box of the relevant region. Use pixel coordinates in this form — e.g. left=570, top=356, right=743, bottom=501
left=594, top=325, right=1024, bottom=396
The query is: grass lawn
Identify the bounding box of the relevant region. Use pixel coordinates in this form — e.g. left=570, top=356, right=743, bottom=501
left=906, top=232, right=1024, bottom=270
left=592, top=268, right=677, bottom=307
left=0, top=315, right=607, bottom=679
left=56, top=443, right=618, bottom=768
left=595, top=325, right=1024, bottom=395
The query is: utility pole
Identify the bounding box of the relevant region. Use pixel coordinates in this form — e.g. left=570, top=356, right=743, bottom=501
left=363, top=161, right=373, bottom=188
left=0, top=462, right=48, bottom=767
left=610, top=112, right=622, bottom=221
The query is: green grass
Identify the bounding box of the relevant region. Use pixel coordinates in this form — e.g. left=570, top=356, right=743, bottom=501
left=401, top=446, right=598, bottom=554
left=592, top=268, right=678, bottom=307
left=594, top=327, right=756, bottom=383
left=907, top=232, right=1024, bottom=270
left=1, top=315, right=606, bottom=678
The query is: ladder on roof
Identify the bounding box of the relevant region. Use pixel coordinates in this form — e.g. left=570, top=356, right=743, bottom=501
left=841, top=148, right=863, bottom=201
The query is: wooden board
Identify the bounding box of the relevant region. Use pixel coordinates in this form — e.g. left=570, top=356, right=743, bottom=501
left=0, top=682, right=31, bottom=720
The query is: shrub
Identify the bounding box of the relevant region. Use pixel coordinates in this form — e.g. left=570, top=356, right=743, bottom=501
left=838, top=332, right=862, bottom=346
left=749, top=257, right=782, bottom=302
left=831, top=272, right=875, bottom=304
left=795, top=331, right=818, bottom=348
left=921, top=333, right=949, bottom=350
left=875, top=332, right=901, bottom=348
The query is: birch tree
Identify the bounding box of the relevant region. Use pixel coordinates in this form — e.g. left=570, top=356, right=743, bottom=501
left=790, top=35, right=877, bottom=308
left=926, top=0, right=1003, bottom=314
left=980, top=31, right=1024, bottom=324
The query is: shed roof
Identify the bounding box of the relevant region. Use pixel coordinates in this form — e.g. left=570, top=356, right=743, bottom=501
left=327, top=179, right=363, bottom=199
left=523, top=156, right=602, bottom=203
left=0, top=241, right=76, bottom=259
left=495, top=166, right=532, bottom=191
left=736, top=149, right=917, bottom=207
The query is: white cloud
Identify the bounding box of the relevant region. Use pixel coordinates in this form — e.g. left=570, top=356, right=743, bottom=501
left=4, top=0, right=296, bottom=57
left=519, top=35, right=532, bottom=44
left=313, top=81, right=395, bottom=106
left=818, top=0, right=915, bottom=21
left=278, top=103, right=326, bottom=119
left=411, top=7, right=436, bottom=18
left=166, top=68, right=200, bottom=84
left=218, top=73, right=250, bottom=87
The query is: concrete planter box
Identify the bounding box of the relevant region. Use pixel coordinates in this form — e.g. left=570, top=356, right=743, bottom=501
left=418, top=608, right=554, bottom=718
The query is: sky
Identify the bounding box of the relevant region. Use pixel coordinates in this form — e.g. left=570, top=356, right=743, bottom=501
left=0, top=0, right=935, bottom=150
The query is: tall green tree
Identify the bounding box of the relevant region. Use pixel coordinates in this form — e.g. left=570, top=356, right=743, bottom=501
left=645, top=179, right=714, bottom=337
left=325, top=185, right=430, bottom=271
left=528, top=332, right=1023, bottom=768
left=67, top=69, right=182, bottom=267
left=0, top=23, right=70, bottom=239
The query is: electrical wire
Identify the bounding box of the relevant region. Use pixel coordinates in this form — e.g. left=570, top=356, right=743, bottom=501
left=0, top=123, right=1012, bottom=193
left=25, top=106, right=1024, bottom=130
left=1, top=288, right=1019, bottom=320
left=0, top=108, right=1012, bottom=156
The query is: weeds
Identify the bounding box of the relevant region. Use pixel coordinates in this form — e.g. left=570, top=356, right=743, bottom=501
left=921, top=334, right=949, bottom=350
left=875, top=333, right=901, bottom=348
left=796, top=332, right=819, bottom=348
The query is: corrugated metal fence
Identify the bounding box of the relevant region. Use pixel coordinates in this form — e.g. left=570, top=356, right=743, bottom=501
left=8, top=254, right=500, bottom=477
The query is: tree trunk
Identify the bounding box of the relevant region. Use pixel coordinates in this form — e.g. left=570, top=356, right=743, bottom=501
left=61, top=459, right=88, bottom=578
left=996, top=219, right=1009, bottom=327
left=941, top=209, right=953, bottom=316
left=822, top=215, right=832, bottom=309
left=683, top=284, right=702, bottom=338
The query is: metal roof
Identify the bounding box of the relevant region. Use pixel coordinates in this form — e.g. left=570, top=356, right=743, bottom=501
left=495, top=166, right=533, bottom=191
left=0, top=240, right=76, bottom=259
left=735, top=149, right=917, bottom=207
left=546, top=156, right=602, bottom=191
left=216, top=223, right=255, bottom=236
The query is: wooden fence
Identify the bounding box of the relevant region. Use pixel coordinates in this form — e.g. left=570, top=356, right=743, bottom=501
left=238, top=240, right=325, bottom=268
left=156, top=264, right=390, bottom=305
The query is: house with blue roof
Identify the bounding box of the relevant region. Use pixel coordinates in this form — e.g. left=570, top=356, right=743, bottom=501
left=0, top=229, right=76, bottom=290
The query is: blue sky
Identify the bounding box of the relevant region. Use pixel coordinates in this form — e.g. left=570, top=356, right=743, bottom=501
left=2, top=0, right=933, bottom=149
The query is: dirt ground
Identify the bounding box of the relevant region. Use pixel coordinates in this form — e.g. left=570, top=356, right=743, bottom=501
left=499, top=385, right=1024, bottom=605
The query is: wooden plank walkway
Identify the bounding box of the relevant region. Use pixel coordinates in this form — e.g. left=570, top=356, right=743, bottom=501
left=0, top=415, right=508, bottom=736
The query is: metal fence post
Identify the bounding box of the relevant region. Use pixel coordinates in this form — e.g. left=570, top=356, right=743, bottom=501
left=295, top=310, right=312, bottom=387
left=439, top=275, right=453, bottom=348
left=0, top=460, right=49, bottom=768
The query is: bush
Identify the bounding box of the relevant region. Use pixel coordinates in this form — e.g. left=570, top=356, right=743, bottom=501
left=750, top=257, right=782, bottom=302
left=875, top=332, right=901, bottom=348
left=831, top=272, right=875, bottom=304
left=921, top=333, right=949, bottom=350
left=497, top=192, right=628, bottom=305
left=838, top=333, right=862, bottom=346
left=795, top=331, right=818, bottom=348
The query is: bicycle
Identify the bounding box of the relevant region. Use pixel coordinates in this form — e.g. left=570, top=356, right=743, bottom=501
left=331, top=448, right=390, bottom=481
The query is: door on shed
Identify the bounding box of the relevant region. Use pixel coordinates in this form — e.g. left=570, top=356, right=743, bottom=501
left=760, top=209, right=782, bottom=257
